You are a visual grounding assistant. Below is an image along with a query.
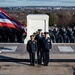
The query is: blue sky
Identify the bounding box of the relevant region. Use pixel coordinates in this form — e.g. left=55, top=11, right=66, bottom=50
left=0, top=0, right=75, bottom=7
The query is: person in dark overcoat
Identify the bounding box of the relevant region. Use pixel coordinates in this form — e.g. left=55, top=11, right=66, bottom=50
left=35, top=29, right=43, bottom=64
left=27, top=35, right=37, bottom=66
left=42, top=32, right=52, bottom=66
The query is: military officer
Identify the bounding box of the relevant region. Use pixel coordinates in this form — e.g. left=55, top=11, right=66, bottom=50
left=16, top=30, right=23, bottom=43
left=73, top=26, right=75, bottom=42
left=0, top=27, right=3, bottom=42
left=27, top=35, right=37, bottom=66
left=42, top=32, right=52, bottom=66
left=2, top=27, right=8, bottom=42
left=66, top=27, right=74, bottom=43
left=9, top=28, right=16, bottom=42
left=53, top=27, right=59, bottom=43
left=35, top=29, right=43, bottom=65
left=59, top=27, right=64, bottom=36
left=4, top=27, right=10, bottom=42
left=69, top=28, right=74, bottom=43
left=49, top=29, right=55, bottom=43
left=50, top=34, right=55, bottom=43
left=66, top=27, right=71, bottom=37
left=57, top=34, right=63, bottom=43
left=53, top=27, right=59, bottom=36
left=73, top=26, right=75, bottom=37
left=62, top=28, right=68, bottom=43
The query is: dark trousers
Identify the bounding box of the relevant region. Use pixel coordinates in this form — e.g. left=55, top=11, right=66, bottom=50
left=29, top=52, right=35, bottom=65
left=63, top=37, right=67, bottom=43
left=0, top=36, right=2, bottom=42
left=37, top=48, right=43, bottom=64
left=70, top=38, right=74, bottom=43
left=43, top=50, right=49, bottom=65
left=9, top=36, right=15, bottom=42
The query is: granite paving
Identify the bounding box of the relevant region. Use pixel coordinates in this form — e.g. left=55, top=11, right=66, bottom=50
left=0, top=62, right=74, bottom=75
left=0, top=43, right=75, bottom=75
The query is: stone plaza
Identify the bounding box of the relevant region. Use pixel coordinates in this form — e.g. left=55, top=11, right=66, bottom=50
left=0, top=43, right=75, bottom=75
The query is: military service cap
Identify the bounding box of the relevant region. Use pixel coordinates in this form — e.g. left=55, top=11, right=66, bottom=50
left=38, top=29, right=42, bottom=32
left=44, top=32, right=49, bottom=34
left=30, top=35, right=34, bottom=37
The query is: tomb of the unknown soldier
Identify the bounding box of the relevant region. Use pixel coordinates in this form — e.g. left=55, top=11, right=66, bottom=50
left=24, top=14, right=49, bottom=44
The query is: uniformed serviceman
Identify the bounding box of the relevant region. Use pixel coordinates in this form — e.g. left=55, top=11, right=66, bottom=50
left=9, top=28, right=15, bottom=42
left=42, top=32, right=52, bottom=66
left=0, top=27, right=3, bottom=42
left=53, top=27, right=59, bottom=43
left=27, top=35, right=37, bottom=66
left=62, top=28, right=68, bottom=43
left=73, top=26, right=75, bottom=42
left=4, top=27, right=10, bottom=42
left=2, top=26, right=9, bottom=42
left=66, top=26, right=71, bottom=42
left=35, top=29, right=43, bottom=65
left=69, top=28, right=74, bottom=43
left=49, top=29, right=55, bottom=43
left=17, top=29, right=23, bottom=43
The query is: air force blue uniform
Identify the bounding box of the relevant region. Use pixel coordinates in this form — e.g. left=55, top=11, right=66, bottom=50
left=35, top=34, right=43, bottom=64
left=42, top=37, right=52, bottom=66
left=27, top=40, right=37, bottom=66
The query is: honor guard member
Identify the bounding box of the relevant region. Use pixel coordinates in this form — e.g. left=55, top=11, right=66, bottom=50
left=27, top=35, right=37, bottom=66
left=9, top=28, right=15, bottom=42
left=53, top=27, right=59, bottom=43
left=66, top=26, right=71, bottom=42
left=57, top=34, right=63, bottom=43
left=0, top=27, right=3, bottom=42
left=16, top=30, right=23, bottom=43
left=59, top=27, right=63, bottom=36
left=35, top=29, right=43, bottom=64
left=69, top=28, right=74, bottom=43
left=62, top=28, right=68, bottom=43
left=2, top=27, right=9, bottom=42
left=49, top=29, right=55, bottom=43
left=4, top=27, right=10, bottom=42
left=73, top=26, right=75, bottom=42
left=42, top=32, right=52, bottom=66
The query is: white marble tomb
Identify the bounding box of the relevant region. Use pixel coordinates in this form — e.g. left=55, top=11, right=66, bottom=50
left=24, top=14, right=49, bottom=44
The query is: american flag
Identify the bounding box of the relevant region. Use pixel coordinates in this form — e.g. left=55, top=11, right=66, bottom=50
left=0, top=8, right=27, bottom=33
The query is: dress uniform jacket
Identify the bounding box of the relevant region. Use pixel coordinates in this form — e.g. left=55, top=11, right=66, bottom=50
left=53, top=29, right=59, bottom=43
left=35, top=34, right=43, bottom=49
left=69, top=31, right=74, bottom=43
left=73, top=28, right=75, bottom=37
left=42, top=37, right=52, bottom=51
left=62, top=30, right=68, bottom=43
left=27, top=40, right=37, bottom=53
left=27, top=40, right=37, bottom=66
left=42, top=37, right=52, bottom=66
left=35, top=34, right=43, bottom=64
